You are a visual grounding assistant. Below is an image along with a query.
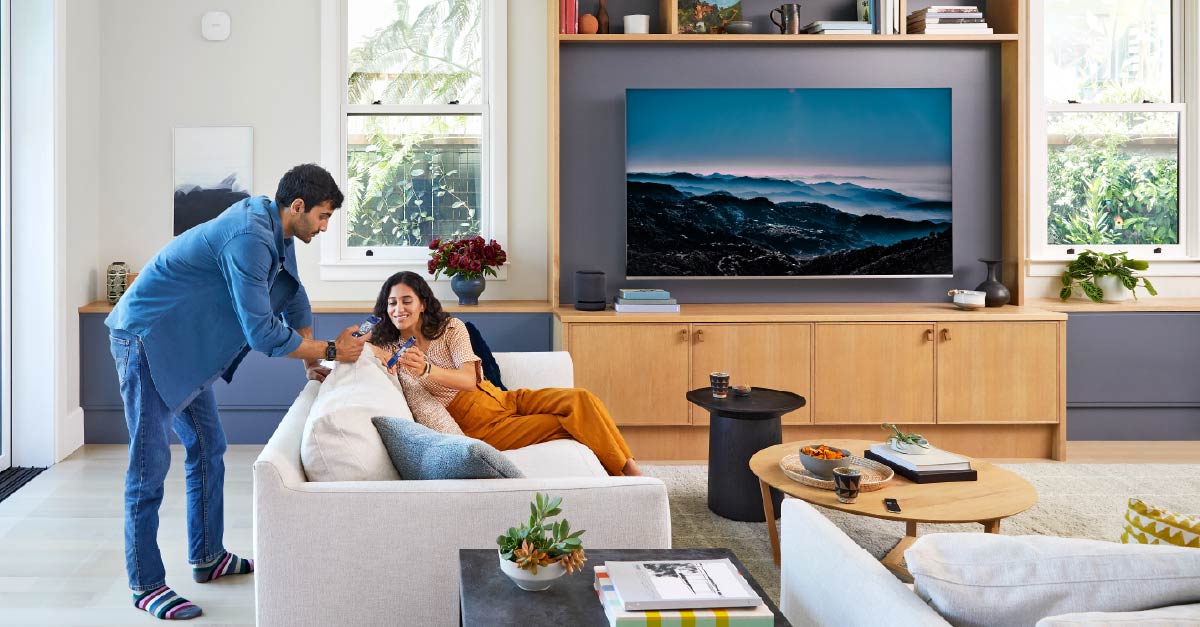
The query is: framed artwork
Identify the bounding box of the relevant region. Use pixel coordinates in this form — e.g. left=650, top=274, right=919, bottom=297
left=678, top=0, right=743, bottom=34
left=173, top=126, right=253, bottom=236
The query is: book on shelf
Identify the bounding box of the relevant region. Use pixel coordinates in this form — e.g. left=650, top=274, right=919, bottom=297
left=602, top=559, right=763, bottom=611
left=909, top=16, right=986, bottom=24
left=908, top=26, right=993, bottom=34
left=616, top=297, right=677, bottom=305
left=868, top=443, right=971, bottom=472
left=804, top=20, right=872, bottom=31
left=865, top=450, right=978, bottom=483
left=618, top=288, right=672, bottom=300
left=614, top=302, right=680, bottom=313
left=594, top=567, right=774, bottom=626
left=560, top=0, right=578, bottom=34
left=912, top=5, right=980, bottom=13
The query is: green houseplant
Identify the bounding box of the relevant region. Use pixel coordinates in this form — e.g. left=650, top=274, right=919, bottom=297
left=882, top=423, right=931, bottom=454
left=1059, top=250, right=1157, bottom=303
left=496, top=493, right=586, bottom=591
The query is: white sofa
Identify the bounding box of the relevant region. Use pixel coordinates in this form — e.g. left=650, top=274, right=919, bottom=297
left=253, top=352, right=672, bottom=627
left=778, top=498, right=1200, bottom=626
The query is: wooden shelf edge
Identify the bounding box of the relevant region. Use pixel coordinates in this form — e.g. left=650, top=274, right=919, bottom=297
left=557, top=33, right=1018, bottom=43
left=555, top=303, right=1067, bottom=323
left=80, top=300, right=555, bottom=315
left=1027, top=297, right=1200, bottom=313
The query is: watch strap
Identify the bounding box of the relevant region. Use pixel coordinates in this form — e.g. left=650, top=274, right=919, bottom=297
left=325, top=340, right=337, bottom=361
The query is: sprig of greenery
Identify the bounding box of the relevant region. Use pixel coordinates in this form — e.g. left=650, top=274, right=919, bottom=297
left=882, top=423, right=930, bottom=448
left=497, top=493, right=585, bottom=565
left=1059, top=250, right=1157, bottom=302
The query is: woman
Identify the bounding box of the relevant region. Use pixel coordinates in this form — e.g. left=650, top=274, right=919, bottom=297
left=366, top=271, right=642, bottom=476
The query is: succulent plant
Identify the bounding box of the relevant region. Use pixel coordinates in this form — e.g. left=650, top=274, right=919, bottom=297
left=883, top=423, right=930, bottom=448
left=497, top=493, right=586, bottom=573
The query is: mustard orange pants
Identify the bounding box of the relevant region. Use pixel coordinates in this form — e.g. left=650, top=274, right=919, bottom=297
left=446, top=381, right=634, bottom=476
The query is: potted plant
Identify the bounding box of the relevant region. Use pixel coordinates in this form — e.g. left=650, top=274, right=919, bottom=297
left=496, top=493, right=586, bottom=591
left=427, top=236, right=507, bottom=305
left=882, top=423, right=931, bottom=455
left=1059, top=250, right=1157, bottom=303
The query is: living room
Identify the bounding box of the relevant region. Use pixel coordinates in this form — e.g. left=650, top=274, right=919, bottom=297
left=2, top=0, right=1199, bottom=625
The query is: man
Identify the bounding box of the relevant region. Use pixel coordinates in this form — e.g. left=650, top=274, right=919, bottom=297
left=106, top=163, right=368, bottom=620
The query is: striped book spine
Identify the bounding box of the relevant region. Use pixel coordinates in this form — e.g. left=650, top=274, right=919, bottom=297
left=594, top=568, right=774, bottom=627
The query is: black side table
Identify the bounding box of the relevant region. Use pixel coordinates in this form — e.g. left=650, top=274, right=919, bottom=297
left=686, top=387, right=806, bottom=521
left=459, top=548, right=790, bottom=626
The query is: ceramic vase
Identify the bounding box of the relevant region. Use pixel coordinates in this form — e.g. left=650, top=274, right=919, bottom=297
left=498, top=552, right=565, bottom=591
left=975, top=258, right=1011, bottom=307
left=1095, top=275, right=1131, bottom=302
left=597, top=0, right=610, bottom=33
left=106, top=261, right=129, bottom=304
left=451, top=275, right=485, bottom=305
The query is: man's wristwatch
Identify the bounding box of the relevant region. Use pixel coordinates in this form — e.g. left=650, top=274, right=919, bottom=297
left=325, top=341, right=337, bottom=361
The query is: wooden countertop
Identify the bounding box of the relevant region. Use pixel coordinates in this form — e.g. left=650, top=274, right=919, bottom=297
left=554, top=303, right=1068, bottom=323
left=1028, top=297, right=1200, bottom=313
left=79, top=300, right=554, bottom=314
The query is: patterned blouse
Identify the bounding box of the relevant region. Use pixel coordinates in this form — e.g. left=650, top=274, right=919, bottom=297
left=379, top=317, right=481, bottom=407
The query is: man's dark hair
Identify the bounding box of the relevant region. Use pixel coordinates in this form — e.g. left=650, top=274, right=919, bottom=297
left=275, top=163, right=344, bottom=212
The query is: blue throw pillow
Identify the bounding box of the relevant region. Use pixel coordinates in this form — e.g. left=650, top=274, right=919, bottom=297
left=371, top=416, right=524, bottom=480
left=464, top=320, right=507, bottom=391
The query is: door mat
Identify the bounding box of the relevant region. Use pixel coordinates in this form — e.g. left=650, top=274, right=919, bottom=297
left=0, top=466, right=47, bottom=504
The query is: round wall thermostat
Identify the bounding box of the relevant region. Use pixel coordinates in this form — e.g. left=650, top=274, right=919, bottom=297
left=201, top=11, right=231, bottom=41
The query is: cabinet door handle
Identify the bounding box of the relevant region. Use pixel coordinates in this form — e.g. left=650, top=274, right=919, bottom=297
left=924, top=329, right=934, bottom=342
left=679, top=328, right=689, bottom=342
left=695, top=329, right=705, bottom=343
left=941, top=328, right=951, bottom=342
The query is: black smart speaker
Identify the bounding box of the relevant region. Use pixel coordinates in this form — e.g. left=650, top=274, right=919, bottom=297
left=573, top=270, right=607, bottom=311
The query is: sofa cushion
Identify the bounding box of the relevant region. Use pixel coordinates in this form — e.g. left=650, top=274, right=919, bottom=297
left=1122, top=498, right=1199, bottom=548
left=1036, top=603, right=1200, bottom=626
left=907, top=533, right=1200, bottom=627
left=502, top=440, right=608, bottom=478
left=300, top=350, right=409, bottom=482
left=372, top=416, right=524, bottom=480
left=464, top=320, right=507, bottom=391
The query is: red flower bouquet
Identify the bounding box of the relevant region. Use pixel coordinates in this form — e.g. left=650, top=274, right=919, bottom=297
left=427, top=236, right=507, bottom=280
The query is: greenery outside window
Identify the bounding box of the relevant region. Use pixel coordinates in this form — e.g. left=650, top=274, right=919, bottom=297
left=321, top=0, right=507, bottom=279
left=1031, top=0, right=1188, bottom=259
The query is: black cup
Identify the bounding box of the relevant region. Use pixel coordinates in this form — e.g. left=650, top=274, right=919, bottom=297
left=832, top=467, right=862, bottom=504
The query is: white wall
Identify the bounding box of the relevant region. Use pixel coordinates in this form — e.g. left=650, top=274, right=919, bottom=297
left=94, top=0, right=548, bottom=304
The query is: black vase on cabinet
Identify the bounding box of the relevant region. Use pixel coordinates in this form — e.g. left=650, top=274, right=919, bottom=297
left=975, top=258, right=1011, bottom=307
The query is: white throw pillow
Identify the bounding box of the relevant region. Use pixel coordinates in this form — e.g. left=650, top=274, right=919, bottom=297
left=301, top=349, right=413, bottom=481
left=907, top=533, right=1200, bottom=627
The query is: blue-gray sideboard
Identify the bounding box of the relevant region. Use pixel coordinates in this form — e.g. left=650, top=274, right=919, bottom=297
left=80, top=301, right=553, bottom=444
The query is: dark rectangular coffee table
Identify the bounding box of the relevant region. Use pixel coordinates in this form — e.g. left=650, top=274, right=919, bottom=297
left=459, top=547, right=789, bottom=626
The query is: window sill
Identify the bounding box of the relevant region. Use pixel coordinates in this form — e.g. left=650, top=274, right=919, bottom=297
left=1026, top=258, right=1200, bottom=277
left=319, top=260, right=510, bottom=282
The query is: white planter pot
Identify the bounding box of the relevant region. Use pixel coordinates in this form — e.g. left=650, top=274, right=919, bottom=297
left=1095, top=275, right=1131, bottom=302
left=498, top=551, right=566, bottom=591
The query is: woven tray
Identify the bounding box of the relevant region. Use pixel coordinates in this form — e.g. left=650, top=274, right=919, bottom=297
left=779, top=453, right=894, bottom=492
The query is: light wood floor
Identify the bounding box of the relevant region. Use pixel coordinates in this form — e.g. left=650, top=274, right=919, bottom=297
left=0, top=441, right=1196, bottom=625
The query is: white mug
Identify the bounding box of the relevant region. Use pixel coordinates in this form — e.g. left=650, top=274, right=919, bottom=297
left=624, top=14, right=650, bottom=34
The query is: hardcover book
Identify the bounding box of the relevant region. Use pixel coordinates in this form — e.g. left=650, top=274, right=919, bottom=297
left=618, top=289, right=672, bottom=300
left=868, top=443, right=970, bottom=471
left=865, top=450, right=978, bottom=483
left=594, top=567, right=773, bottom=626
left=603, top=559, right=762, bottom=611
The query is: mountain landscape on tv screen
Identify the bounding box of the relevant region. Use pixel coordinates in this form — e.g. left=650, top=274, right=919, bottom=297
left=626, top=173, right=952, bottom=277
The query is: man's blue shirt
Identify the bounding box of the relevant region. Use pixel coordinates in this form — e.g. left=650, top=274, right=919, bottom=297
left=106, top=196, right=312, bottom=414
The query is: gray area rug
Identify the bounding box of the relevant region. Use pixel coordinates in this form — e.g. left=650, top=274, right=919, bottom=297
left=643, top=463, right=1200, bottom=605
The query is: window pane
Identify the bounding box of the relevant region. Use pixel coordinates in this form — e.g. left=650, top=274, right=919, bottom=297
left=345, top=114, right=482, bottom=248
left=347, top=0, right=482, bottom=106
left=1046, top=111, right=1178, bottom=246
left=1044, top=0, right=1171, bottom=103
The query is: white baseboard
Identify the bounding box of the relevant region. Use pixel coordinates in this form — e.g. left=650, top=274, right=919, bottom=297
left=56, top=406, right=84, bottom=463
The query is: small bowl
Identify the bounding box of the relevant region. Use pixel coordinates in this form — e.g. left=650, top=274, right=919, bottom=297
left=732, top=385, right=751, bottom=397
left=798, top=446, right=853, bottom=480
left=948, top=289, right=986, bottom=310
left=725, top=20, right=753, bottom=34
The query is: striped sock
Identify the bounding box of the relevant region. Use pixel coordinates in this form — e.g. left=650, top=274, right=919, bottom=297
left=192, top=551, right=254, bottom=583
left=132, top=586, right=202, bottom=620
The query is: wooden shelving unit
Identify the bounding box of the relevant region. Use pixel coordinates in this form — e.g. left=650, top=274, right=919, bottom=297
left=558, top=33, right=1019, bottom=43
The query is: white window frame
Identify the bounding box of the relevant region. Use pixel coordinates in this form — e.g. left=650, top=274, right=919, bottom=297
left=319, top=0, right=508, bottom=282
left=0, top=0, right=11, bottom=472
left=1028, top=0, right=1198, bottom=273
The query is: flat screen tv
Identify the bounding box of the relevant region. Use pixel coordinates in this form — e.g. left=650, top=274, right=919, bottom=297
left=625, top=88, right=952, bottom=278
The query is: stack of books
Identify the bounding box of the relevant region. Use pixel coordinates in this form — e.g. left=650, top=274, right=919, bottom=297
left=861, top=0, right=901, bottom=34
left=558, top=0, right=579, bottom=34
left=614, top=289, right=679, bottom=313
left=865, top=442, right=978, bottom=483
left=594, top=559, right=774, bottom=626
left=906, top=5, right=993, bottom=35
left=803, top=20, right=873, bottom=35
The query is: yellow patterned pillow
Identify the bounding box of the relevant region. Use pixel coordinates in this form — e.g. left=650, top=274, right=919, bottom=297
left=1121, top=498, right=1199, bottom=548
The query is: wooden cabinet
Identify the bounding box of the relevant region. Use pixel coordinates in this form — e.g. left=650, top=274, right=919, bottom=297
left=689, top=324, right=811, bottom=425
left=936, top=322, right=1059, bottom=423
left=568, top=323, right=692, bottom=425
left=813, top=323, right=936, bottom=424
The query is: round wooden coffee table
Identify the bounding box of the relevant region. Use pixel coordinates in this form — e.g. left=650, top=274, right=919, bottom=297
left=750, top=439, right=1038, bottom=581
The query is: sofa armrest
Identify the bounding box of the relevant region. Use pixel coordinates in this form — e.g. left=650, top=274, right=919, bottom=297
left=494, top=351, right=573, bottom=389
left=779, top=499, right=949, bottom=627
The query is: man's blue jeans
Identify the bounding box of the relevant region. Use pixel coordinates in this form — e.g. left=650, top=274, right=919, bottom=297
left=110, top=329, right=228, bottom=591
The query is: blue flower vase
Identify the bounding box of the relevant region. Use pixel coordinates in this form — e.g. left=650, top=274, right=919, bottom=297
left=451, top=275, right=485, bottom=305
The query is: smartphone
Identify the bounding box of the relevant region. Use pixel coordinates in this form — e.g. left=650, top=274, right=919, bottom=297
left=884, top=498, right=902, bottom=513
left=352, top=315, right=381, bottom=338
left=386, top=336, right=417, bottom=369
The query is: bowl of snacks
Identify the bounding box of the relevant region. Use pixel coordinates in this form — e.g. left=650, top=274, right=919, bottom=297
left=798, top=444, right=852, bottom=479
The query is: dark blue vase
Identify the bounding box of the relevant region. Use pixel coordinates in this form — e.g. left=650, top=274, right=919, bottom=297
left=450, top=275, right=485, bottom=305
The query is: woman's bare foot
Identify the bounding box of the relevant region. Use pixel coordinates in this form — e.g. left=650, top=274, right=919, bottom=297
left=622, top=458, right=643, bottom=476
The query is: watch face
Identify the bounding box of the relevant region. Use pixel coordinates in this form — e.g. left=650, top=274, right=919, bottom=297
left=326, top=342, right=337, bottom=360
